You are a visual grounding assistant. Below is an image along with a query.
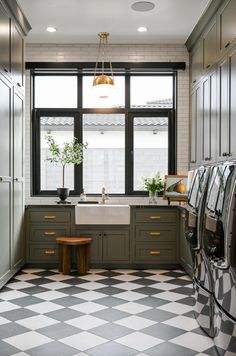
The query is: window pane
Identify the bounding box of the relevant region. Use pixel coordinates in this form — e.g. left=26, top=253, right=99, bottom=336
left=83, top=114, right=125, bottom=194
left=83, top=76, right=125, bottom=108
left=133, top=116, right=168, bottom=191
left=35, top=76, right=77, bottom=108
left=40, top=116, right=74, bottom=190
left=131, top=76, right=173, bottom=108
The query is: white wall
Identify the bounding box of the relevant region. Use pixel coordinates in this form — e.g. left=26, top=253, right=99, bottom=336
left=25, top=43, right=189, bottom=204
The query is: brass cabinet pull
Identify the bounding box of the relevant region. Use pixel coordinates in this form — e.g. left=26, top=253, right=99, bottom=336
left=44, top=215, right=56, bottom=219
left=44, top=249, right=56, bottom=255
left=149, top=232, right=161, bottom=236
left=44, top=232, right=56, bottom=236
left=149, top=251, right=161, bottom=255
left=149, top=216, right=161, bottom=219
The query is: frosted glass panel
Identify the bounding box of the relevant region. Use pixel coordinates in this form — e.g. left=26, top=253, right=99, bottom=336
left=35, top=76, right=77, bottom=108
left=131, top=76, right=173, bottom=108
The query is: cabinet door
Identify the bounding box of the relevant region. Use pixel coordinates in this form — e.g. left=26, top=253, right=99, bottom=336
left=12, top=23, right=24, bottom=88
left=218, top=0, right=236, bottom=54
left=0, top=3, right=11, bottom=74
left=0, top=75, right=11, bottom=177
left=190, top=84, right=202, bottom=166
left=218, top=56, right=229, bottom=160
left=75, top=229, right=103, bottom=262
left=0, top=180, right=11, bottom=284
left=203, top=19, right=217, bottom=71
left=103, top=230, right=129, bottom=261
left=13, top=91, right=24, bottom=268
left=229, top=45, right=236, bottom=158
left=202, top=69, right=217, bottom=163
left=190, top=41, right=203, bottom=86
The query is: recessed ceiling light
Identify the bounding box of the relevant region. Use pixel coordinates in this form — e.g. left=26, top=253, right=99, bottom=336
left=138, top=26, right=147, bottom=32
left=131, top=1, right=155, bottom=12
left=46, top=26, right=57, bottom=33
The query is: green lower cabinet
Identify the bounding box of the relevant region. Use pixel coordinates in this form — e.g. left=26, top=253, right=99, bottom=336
left=74, top=228, right=130, bottom=263
left=135, top=243, right=176, bottom=262
left=29, top=244, right=59, bottom=263
left=25, top=206, right=181, bottom=268
left=103, top=230, right=129, bottom=262
left=74, top=230, right=103, bottom=262
left=29, top=225, right=71, bottom=242
left=135, top=225, right=176, bottom=242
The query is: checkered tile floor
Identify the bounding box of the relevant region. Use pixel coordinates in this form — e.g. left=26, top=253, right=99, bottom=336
left=0, top=268, right=218, bottom=356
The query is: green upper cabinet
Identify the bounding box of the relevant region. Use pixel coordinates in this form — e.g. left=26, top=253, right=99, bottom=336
left=190, top=40, right=203, bottom=86
left=0, top=3, right=10, bottom=75
left=218, top=55, right=229, bottom=160
left=228, top=44, right=236, bottom=159
left=12, top=23, right=24, bottom=89
left=202, top=69, right=217, bottom=164
left=218, top=0, right=236, bottom=56
left=203, top=18, right=217, bottom=72
left=190, top=83, right=202, bottom=167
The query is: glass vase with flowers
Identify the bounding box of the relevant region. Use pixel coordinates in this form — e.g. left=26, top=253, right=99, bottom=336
left=143, top=172, right=164, bottom=204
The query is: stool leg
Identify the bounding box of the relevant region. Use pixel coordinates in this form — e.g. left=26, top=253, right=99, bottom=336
left=58, top=244, right=63, bottom=272
left=62, top=245, right=71, bottom=275
left=77, top=245, right=86, bottom=275
left=85, top=244, right=90, bottom=272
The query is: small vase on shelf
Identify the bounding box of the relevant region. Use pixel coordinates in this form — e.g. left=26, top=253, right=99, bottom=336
left=149, top=191, right=158, bottom=204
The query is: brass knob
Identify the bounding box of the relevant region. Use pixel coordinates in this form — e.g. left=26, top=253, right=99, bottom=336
left=149, top=251, right=161, bottom=255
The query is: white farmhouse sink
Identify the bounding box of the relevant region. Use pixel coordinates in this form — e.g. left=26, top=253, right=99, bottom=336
left=75, top=204, right=130, bottom=225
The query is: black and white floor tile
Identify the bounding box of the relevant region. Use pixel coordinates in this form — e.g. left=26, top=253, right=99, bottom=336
left=0, top=268, right=219, bottom=356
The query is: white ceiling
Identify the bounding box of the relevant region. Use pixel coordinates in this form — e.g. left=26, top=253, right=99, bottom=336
left=18, top=0, right=211, bottom=44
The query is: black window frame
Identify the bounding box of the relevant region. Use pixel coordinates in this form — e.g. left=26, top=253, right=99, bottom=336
left=30, top=64, right=179, bottom=197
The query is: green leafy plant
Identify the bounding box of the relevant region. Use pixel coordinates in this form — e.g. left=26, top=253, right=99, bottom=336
left=45, top=135, right=88, bottom=188
left=143, top=172, right=164, bottom=193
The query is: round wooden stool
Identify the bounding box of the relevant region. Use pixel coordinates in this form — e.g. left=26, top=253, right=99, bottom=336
left=56, top=237, right=92, bottom=275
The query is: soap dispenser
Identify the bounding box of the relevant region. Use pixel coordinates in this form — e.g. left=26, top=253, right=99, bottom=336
left=80, top=188, right=87, bottom=201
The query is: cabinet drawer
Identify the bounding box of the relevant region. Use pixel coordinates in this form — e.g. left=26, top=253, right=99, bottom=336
left=135, top=243, right=176, bottom=262
left=135, top=226, right=176, bottom=242
left=29, top=244, right=58, bottom=262
left=29, top=211, right=70, bottom=223
left=135, top=210, right=177, bottom=223
left=29, top=226, right=70, bottom=242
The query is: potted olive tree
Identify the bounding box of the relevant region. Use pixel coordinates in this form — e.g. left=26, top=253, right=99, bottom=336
left=45, top=135, right=87, bottom=203
left=143, top=172, right=164, bottom=204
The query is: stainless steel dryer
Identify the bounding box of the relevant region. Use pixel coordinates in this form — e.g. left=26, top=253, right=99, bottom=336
left=202, top=162, right=236, bottom=355
left=186, top=165, right=215, bottom=337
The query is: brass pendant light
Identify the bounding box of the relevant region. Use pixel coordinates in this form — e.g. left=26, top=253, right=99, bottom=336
left=93, top=32, right=114, bottom=99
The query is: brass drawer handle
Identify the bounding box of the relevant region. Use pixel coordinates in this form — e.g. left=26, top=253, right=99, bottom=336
left=149, top=232, right=161, bottom=236
left=44, top=232, right=56, bottom=236
left=149, top=251, right=161, bottom=255
left=44, top=215, right=56, bottom=219
left=44, top=249, right=56, bottom=255
left=149, top=216, right=161, bottom=219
